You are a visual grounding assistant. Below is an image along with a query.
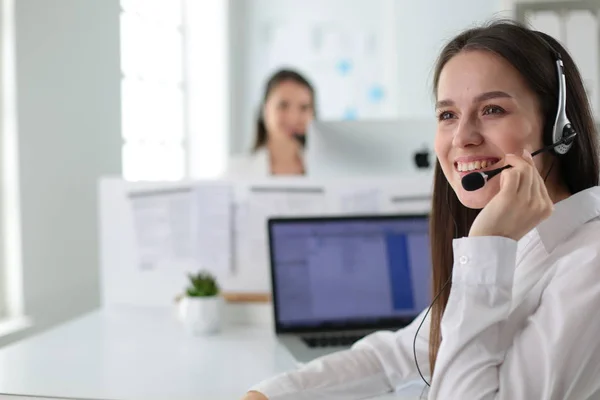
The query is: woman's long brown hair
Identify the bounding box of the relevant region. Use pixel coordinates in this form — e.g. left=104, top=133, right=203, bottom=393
left=428, top=20, right=599, bottom=375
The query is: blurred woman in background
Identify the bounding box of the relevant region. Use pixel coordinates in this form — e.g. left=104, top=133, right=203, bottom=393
left=226, top=69, right=317, bottom=177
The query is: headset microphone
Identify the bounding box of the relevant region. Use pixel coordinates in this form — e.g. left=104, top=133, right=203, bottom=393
left=293, top=133, right=306, bottom=147
left=461, top=131, right=577, bottom=191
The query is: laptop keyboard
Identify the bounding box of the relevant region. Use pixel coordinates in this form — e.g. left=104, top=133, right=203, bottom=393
left=301, top=334, right=364, bottom=348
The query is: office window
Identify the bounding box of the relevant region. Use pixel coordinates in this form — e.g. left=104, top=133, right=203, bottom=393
left=1, top=0, right=25, bottom=321
left=120, top=0, right=186, bottom=181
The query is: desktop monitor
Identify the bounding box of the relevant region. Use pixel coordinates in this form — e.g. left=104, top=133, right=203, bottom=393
left=305, top=119, right=437, bottom=178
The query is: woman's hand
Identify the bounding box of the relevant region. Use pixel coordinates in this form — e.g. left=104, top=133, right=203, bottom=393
left=469, top=149, right=554, bottom=241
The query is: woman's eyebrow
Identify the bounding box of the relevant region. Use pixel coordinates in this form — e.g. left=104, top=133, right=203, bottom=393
left=435, top=91, right=513, bottom=109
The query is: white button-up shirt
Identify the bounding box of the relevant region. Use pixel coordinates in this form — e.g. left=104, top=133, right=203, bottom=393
left=251, top=186, right=600, bottom=399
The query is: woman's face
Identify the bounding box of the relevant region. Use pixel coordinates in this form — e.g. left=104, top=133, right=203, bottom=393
left=434, top=50, right=548, bottom=209
left=263, top=80, right=315, bottom=142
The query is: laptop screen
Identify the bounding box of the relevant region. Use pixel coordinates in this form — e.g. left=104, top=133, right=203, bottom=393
left=268, top=215, right=431, bottom=332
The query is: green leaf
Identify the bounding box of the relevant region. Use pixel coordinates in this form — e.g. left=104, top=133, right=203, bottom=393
left=185, top=269, right=219, bottom=297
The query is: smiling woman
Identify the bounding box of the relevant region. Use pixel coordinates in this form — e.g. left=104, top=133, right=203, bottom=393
left=433, top=52, right=565, bottom=210
left=427, top=19, right=600, bottom=397
left=242, top=19, right=600, bottom=400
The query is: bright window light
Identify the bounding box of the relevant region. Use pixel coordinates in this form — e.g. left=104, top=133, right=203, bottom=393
left=119, top=0, right=186, bottom=182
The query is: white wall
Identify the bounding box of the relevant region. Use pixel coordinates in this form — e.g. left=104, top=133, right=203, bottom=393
left=228, top=0, right=508, bottom=155
left=393, top=0, right=509, bottom=118
left=2, top=0, right=22, bottom=322
left=0, top=0, right=6, bottom=318
left=0, top=0, right=122, bottom=345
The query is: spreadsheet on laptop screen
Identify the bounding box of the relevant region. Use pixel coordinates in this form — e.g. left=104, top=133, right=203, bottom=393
left=270, top=217, right=432, bottom=328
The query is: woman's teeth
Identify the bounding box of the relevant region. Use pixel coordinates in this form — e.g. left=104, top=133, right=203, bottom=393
left=457, top=160, right=497, bottom=172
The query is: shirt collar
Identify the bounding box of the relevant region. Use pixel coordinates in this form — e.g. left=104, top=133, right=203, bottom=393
left=534, top=186, right=600, bottom=252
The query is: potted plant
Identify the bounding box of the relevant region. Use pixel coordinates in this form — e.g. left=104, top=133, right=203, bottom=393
left=178, top=270, right=223, bottom=335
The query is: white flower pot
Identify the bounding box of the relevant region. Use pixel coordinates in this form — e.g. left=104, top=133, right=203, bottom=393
left=179, top=296, right=223, bottom=335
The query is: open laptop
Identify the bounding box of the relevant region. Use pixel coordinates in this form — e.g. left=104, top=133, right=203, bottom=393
left=267, top=214, right=432, bottom=363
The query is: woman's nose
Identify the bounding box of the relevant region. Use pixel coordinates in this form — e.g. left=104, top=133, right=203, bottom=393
left=452, top=119, right=483, bottom=148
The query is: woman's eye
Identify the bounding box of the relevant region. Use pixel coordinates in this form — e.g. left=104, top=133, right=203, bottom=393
left=437, top=111, right=454, bottom=121
left=482, top=105, right=505, bottom=115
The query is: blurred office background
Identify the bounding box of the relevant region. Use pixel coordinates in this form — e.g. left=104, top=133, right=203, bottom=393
left=0, top=0, right=598, bottom=346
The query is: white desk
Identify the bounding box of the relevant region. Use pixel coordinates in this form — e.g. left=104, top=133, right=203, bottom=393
left=0, top=306, right=426, bottom=400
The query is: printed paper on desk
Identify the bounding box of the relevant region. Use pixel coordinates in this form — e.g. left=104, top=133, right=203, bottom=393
left=233, top=183, right=327, bottom=292
left=129, top=183, right=233, bottom=277
left=193, top=182, right=233, bottom=276
left=129, top=187, right=196, bottom=271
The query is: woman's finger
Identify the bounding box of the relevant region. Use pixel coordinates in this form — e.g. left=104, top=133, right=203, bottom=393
left=537, top=169, right=554, bottom=215
left=521, top=150, right=538, bottom=200
left=519, top=161, right=534, bottom=201
left=526, top=157, right=553, bottom=218
left=522, top=149, right=536, bottom=167
left=531, top=166, right=543, bottom=209
left=500, top=166, right=520, bottom=195
left=504, top=154, right=531, bottom=195
left=505, top=152, right=532, bottom=171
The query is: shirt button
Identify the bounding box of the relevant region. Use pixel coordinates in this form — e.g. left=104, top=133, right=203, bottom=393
left=459, top=255, right=469, bottom=265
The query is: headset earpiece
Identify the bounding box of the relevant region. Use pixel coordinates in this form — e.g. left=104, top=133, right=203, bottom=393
left=550, top=52, right=576, bottom=155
